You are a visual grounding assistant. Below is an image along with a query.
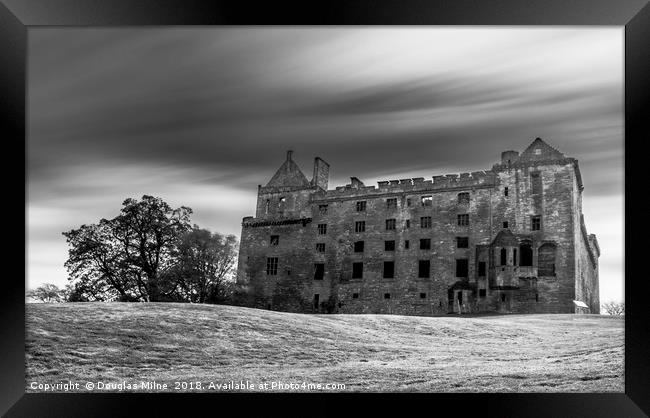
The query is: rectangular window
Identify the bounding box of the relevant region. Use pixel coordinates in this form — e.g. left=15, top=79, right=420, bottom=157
left=504, top=187, right=509, bottom=197
left=354, top=241, right=364, bottom=253
left=385, top=219, right=396, bottom=230
left=407, top=198, right=412, bottom=207
left=314, top=263, right=324, bottom=280
left=531, top=215, right=541, bottom=231
left=405, top=219, right=411, bottom=228
left=355, top=221, right=366, bottom=233
left=501, top=293, right=506, bottom=302
left=318, top=224, right=327, bottom=235
left=352, top=262, right=363, bottom=279
left=503, top=221, right=509, bottom=229
left=316, top=243, right=325, bottom=253
left=270, top=235, right=279, bottom=246
left=383, top=261, right=394, bottom=278
left=384, top=293, right=391, bottom=299
left=420, top=292, right=427, bottom=299
left=352, top=293, right=359, bottom=299
left=479, top=289, right=486, bottom=297
left=421, top=195, right=433, bottom=207
left=318, top=204, right=328, bottom=214
left=531, top=173, right=542, bottom=194
left=478, top=261, right=486, bottom=277
left=456, top=237, right=469, bottom=248
left=456, top=259, right=469, bottom=277
left=420, top=238, right=431, bottom=250
left=405, top=240, right=410, bottom=249
left=418, top=260, right=430, bottom=278
left=457, top=214, right=469, bottom=226
left=458, top=192, right=470, bottom=204
left=386, top=198, right=397, bottom=209
left=384, top=240, right=395, bottom=251
left=356, top=201, right=367, bottom=212
left=420, top=216, right=432, bottom=228
left=266, top=257, right=278, bottom=275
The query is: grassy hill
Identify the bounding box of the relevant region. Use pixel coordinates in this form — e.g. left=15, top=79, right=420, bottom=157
left=25, top=303, right=624, bottom=392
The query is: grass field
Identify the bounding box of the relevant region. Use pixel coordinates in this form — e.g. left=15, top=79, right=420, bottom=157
left=25, top=303, right=624, bottom=392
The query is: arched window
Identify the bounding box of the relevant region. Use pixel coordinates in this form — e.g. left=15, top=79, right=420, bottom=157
left=500, top=248, right=507, bottom=266
left=520, top=242, right=533, bottom=266
left=265, top=200, right=270, bottom=214
left=538, top=243, right=556, bottom=276
left=278, top=197, right=286, bottom=212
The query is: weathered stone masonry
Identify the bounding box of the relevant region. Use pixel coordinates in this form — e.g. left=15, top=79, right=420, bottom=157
left=236, top=138, right=600, bottom=315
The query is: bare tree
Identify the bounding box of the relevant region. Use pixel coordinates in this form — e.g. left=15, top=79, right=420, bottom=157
left=601, top=301, right=625, bottom=316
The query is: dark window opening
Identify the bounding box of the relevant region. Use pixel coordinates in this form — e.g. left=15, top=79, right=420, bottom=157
left=354, top=241, right=364, bottom=253
left=456, top=237, right=469, bottom=248
left=420, top=216, right=432, bottom=228
left=266, top=257, right=278, bottom=275
left=314, top=263, right=324, bottom=280
left=535, top=293, right=539, bottom=302
left=316, top=243, right=325, bottom=253
left=386, top=198, right=397, bottom=209
left=383, top=261, right=394, bottom=279
left=352, top=293, right=359, bottom=299
left=513, top=249, right=517, bottom=266
left=420, top=239, right=431, bottom=250
left=500, top=248, right=507, bottom=266
left=479, top=289, right=486, bottom=297
left=418, top=260, right=430, bottom=278
left=355, top=221, right=366, bottom=233
left=457, top=214, right=469, bottom=226
left=456, top=259, right=469, bottom=277
left=520, top=243, right=533, bottom=266
left=317, top=224, right=327, bottom=235
left=406, top=219, right=410, bottom=228
left=531, top=173, right=542, bottom=194
left=478, top=261, right=486, bottom=277
left=384, top=293, right=391, bottom=299
left=270, top=235, right=279, bottom=246
left=313, top=294, right=320, bottom=310
left=318, top=204, right=328, bottom=214
left=386, top=219, right=396, bottom=230
left=352, top=262, right=363, bottom=279
left=504, top=187, right=509, bottom=197
left=356, top=201, right=366, bottom=212
left=407, top=198, right=412, bottom=207
left=531, top=215, right=541, bottom=231
left=501, top=293, right=506, bottom=302
left=421, top=196, right=432, bottom=206
left=405, top=240, right=410, bottom=249
left=385, top=240, right=395, bottom=251
left=458, top=192, right=470, bottom=204
left=503, top=221, right=509, bottom=229
left=420, top=292, right=427, bottom=299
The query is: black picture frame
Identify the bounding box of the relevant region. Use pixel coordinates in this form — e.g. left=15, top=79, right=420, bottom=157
left=3, top=0, right=648, bottom=416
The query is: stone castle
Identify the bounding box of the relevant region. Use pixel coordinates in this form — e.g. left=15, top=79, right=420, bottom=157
left=235, top=138, right=600, bottom=315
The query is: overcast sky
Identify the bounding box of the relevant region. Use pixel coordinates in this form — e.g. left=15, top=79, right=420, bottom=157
left=27, top=27, right=623, bottom=303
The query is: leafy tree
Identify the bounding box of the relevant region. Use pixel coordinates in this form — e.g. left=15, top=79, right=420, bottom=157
left=602, top=301, right=625, bottom=316
left=27, top=283, right=65, bottom=303
left=63, top=195, right=192, bottom=302
left=171, top=227, right=238, bottom=303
